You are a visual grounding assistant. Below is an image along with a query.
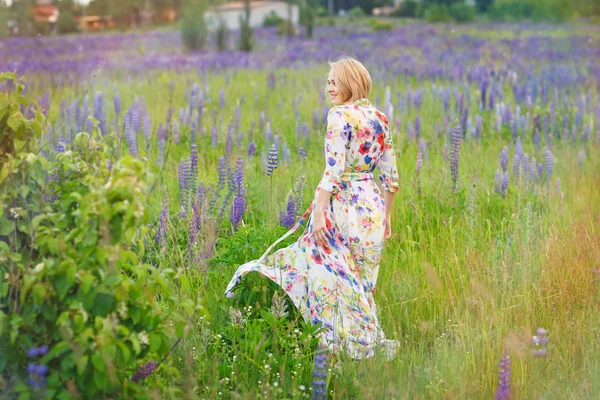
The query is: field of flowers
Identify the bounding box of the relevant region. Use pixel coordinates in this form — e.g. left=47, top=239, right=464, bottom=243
left=1, top=20, right=600, bottom=399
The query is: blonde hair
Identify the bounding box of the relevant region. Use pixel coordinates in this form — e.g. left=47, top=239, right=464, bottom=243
left=326, top=56, right=372, bottom=104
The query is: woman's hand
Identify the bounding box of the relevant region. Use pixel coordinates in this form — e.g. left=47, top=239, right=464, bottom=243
left=384, top=216, right=392, bottom=241
left=311, top=211, right=332, bottom=247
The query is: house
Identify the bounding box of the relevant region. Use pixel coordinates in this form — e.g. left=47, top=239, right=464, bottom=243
left=32, top=0, right=59, bottom=25
left=205, top=1, right=299, bottom=31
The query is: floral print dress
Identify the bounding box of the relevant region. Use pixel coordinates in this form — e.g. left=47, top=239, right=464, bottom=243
left=224, top=98, right=400, bottom=360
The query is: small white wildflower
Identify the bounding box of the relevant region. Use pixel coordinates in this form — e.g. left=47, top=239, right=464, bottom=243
left=138, top=331, right=149, bottom=345
left=299, top=385, right=306, bottom=391
left=273, top=382, right=278, bottom=387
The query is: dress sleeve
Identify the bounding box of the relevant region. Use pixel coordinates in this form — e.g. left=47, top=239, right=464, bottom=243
left=317, top=108, right=348, bottom=196
left=378, top=119, right=400, bottom=193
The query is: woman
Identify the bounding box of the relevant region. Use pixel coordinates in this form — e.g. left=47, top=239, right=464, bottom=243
left=224, top=56, right=400, bottom=360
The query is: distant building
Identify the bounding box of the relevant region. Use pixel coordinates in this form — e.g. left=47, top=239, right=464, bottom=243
left=205, top=1, right=299, bottom=31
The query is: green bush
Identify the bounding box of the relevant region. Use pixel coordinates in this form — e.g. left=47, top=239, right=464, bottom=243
left=56, top=11, right=79, bottom=34
left=0, top=72, right=191, bottom=398
left=348, top=6, right=366, bottom=20
left=424, top=4, right=452, bottom=22
left=391, top=0, right=419, bottom=18
left=315, top=6, right=329, bottom=17
left=181, top=1, right=208, bottom=51
left=489, top=0, right=569, bottom=22
left=370, top=18, right=394, bottom=31
left=449, top=2, right=476, bottom=22
left=276, top=20, right=296, bottom=36
left=263, top=10, right=284, bottom=27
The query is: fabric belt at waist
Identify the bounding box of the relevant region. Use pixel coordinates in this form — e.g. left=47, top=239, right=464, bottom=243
left=340, top=172, right=374, bottom=182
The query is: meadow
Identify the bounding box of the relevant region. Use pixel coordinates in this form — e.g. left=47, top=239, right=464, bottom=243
left=1, top=20, right=600, bottom=399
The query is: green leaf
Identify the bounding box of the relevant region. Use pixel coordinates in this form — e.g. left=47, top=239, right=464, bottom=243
left=76, top=355, right=88, bottom=376
left=32, top=283, right=46, bottom=304
left=150, top=332, right=161, bottom=353
left=117, top=342, right=131, bottom=363
left=91, top=353, right=105, bottom=372
left=92, top=370, right=107, bottom=390
left=103, top=273, right=122, bottom=288
left=93, top=293, right=114, bottom=317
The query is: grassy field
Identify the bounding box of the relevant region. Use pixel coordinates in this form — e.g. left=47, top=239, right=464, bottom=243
left=2, top=20, right=600, bottom=398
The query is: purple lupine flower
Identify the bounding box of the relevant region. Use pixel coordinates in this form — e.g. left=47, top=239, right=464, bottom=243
left=131, top=360, right=157, bottom=383
left=27, top=362, right=48, bottom=390
left=537, top=162, right=543, bottom=180
left=406, top=121, right=413, bottom=141
left=299, top=146, right=307, bottom=161
left=280, top=195, right=295, bottom=229
left=56, top=138, right=67, bottom=153
left=93, top=91, right=106, bottom=135
left=450, top=125, right=461, bottom=190
left=234, top=157, right=245, bottom=198
left=190, top=144, right=198, bottom=176
left=178, top=159, right=191, bottom=215
left=495, top=350, right=511, bottom=400
left=312, top=344, right=328, bottom=400
left=268, top=71, right=276, bottom=90
left=489, top=91, right=495, bottom=110
left=125, top=113, right=137, bottom=157
left=188, top=211, right=198, bottom=259
left=247, top=141, right=257, bottom=157
left=114, top=91, right=121, bottom=116
left=502, top=172, right=508, bottom=198
left=414, top=115, right=421, bottom=138
left=132, top=97, right=140, bottom=133
left=511, top=117, right=518, bottom=140
left=155, top=196, right=168, bottom=248
left=494, top=169, right=502, bottom=194
left=416, top=150, right=423, bottom=174
left=499, top=146, right=509, bottom=173
left=474, top=115, right=483, bottom=137
left=143, top=112, right=151, bottom=142
left=480, top=79, right=488, bottom=110
left=515, top=137, right=523, bottom=160
left=226, top=120, right=233, bottom=157
left=211, top=125, right=218, bottom=149
left=513, top=154, right=520, bottom=182
left=442, top=143, right=448, bottom=163
left=265, top=122, right=272, bottom=142
left=313, top=109, right=319, bottom=127
left=220, top=87, right=225, bottom=109
left=545, top=150, right=553, bottom=179
left=532, top=328, right=548, bottom=357
left=217, top=157, right=227, bottom=193
left=419, top=137, right=427, bottom=160
left=267, top=143, right=278, bottom=177
left=231, top=197, right=245, bottom=230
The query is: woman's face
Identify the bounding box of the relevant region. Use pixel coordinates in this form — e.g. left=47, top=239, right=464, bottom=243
left=327, top=70, right=344, bottom=106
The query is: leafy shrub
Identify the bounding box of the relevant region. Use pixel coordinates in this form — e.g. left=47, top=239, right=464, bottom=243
left=370, top=18, right=394, bottom=31
left=0, top=73, right=190, bottom=398
left=276, top=20, right=296, bottom=36
left=391, top=0, right=419, bottom=18
left=424, top=4, right=452, bottom=22
left=449, top=2, right=476, bottom=23
left=489, top=0, right=569, bottom=22
left=263, top=10, right=284, bottom=27
left=315, top=6, right=329, bottom=17
left=348, top=6, right=366, bottom=20
left=181, top=1, right=208, bottom=51
left=56, top=11, right=79, bottom=34
left=33, top=21, right=51, bottom=36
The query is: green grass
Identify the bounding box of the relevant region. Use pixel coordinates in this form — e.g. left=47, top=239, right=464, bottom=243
left=22, top=26, right=600, bottom=397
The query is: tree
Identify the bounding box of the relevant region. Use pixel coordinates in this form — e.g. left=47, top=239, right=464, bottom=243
left=238, top=0, right=253, bottom=51
left=474, top=0, right=494, bottom=13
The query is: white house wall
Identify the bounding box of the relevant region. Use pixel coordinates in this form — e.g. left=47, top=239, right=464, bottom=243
left=205, top=2, right=299, bottom=31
